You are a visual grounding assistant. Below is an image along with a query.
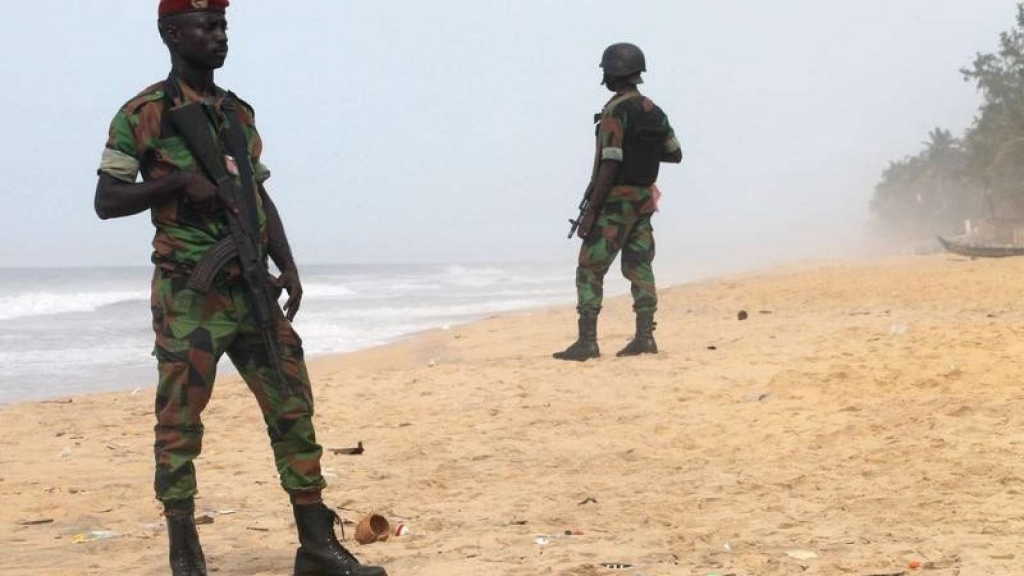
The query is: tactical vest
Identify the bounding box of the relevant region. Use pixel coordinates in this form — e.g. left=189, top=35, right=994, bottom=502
left=615, top=97, right=669, bottom=187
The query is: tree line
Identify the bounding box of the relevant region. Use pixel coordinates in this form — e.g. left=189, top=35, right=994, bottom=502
left=871, top=4, right=1024, bottom=243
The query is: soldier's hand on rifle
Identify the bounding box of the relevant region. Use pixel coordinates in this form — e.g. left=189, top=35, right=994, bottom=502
left=179, top=172, right=220, bottom=212
left=275, top=269, right=304, bottom=321
left=577, top=212, right=596, bottom=240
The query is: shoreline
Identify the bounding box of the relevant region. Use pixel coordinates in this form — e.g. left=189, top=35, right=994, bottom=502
left=0, top=265, right=653, bottom=407
left=0, top=255, right=841, bottom=407
left=0, top=297, right=575, bottom=409
left=0, top=261, right=586, bottom=407
left=3, top=254, right=1020, bottom=575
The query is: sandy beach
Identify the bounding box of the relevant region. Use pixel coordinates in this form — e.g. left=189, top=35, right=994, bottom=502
left=3, top=254, right=1023, bottom=576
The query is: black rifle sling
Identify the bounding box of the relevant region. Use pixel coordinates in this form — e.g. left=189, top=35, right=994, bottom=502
left=163, top=78, right=232, bottom=189
left=589, top=114, right=602, bottom=182
left=219, top=95, right=261, bottom=247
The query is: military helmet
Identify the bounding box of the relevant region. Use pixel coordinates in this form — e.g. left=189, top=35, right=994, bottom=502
left=600, top=42, right=647, bottom=78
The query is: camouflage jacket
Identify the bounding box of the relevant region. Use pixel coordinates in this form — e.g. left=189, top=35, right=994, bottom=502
left=598, top=91, right=681, bottom=214
left=99, top=78, right=272, bottom=272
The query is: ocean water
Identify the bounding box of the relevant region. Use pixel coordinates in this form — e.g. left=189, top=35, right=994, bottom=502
left=0, top=263, right=591, bottom=405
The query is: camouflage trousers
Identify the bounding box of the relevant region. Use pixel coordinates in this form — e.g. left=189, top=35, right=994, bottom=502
left=150, top=268, right=326, bottom=505
left=576, top=199, right=657, bottom=317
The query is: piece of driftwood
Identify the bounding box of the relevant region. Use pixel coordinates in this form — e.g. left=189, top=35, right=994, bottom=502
left=330, top=441, right=365, bottom=455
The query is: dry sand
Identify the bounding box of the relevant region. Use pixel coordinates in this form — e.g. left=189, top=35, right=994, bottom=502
left=2, top=255, right=1023, bottom=576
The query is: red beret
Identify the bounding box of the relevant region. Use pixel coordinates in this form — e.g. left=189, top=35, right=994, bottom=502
left=159, top=0, right=229, bottom=17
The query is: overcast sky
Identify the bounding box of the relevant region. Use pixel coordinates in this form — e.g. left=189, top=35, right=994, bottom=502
left=0, top=1, right=1014, bottom=274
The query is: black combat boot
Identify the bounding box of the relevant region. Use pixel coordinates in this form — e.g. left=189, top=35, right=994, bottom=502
left=553, top=315, right=600, bottom=361
left=164, top=498, right=208, bottom=576
left=616, top=313, right=658, bottom=357
left=293, top=503, right=388, bottom=576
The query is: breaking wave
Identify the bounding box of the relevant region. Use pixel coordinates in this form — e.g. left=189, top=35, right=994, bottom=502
left=0, top=291, right=149, bottom=321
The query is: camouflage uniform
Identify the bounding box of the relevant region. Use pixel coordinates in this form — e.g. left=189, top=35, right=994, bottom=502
left=577, top=92, right=680, bottom=317
left=99, top=79, right=325, bottom=505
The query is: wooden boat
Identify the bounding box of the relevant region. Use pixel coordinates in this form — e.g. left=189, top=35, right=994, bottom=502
left=937, top=235, right=1024, bottom=258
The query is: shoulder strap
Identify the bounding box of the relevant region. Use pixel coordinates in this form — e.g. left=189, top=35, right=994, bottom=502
left=603, top=92, right=644, bottom=116
left=220, top=96, right=261, bottom=238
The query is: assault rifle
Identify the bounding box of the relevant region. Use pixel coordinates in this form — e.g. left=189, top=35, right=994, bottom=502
left=567, top=183, right=594, bottom=239
left=165, top=83, right=292, bottom=395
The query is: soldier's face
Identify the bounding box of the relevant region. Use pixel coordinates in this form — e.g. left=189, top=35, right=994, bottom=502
left=165, top=12, right=229, bottom=70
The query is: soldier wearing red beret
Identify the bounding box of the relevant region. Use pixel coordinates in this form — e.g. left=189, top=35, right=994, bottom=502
left=94, top=3, right=388, bottom=576
left=158, top=0, right=230, bottom=17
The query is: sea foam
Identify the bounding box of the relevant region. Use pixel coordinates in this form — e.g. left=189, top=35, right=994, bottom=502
left=0, top=290, right=149, bottom=321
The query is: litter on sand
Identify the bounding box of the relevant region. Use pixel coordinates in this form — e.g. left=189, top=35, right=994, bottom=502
left=330, top=441, right=365, bottom=455
left=72, top=530, right=120, bottom=544
left=785, top=549, right=818, bottom=560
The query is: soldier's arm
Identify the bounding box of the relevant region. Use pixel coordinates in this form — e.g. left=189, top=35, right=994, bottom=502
left=260, top=186, right=298, bottom=274
left=579, top=107, right=626, bottom=239
left=259, top=184, right=303, bottom=320
left=661, top=120, right=682, bottom=164
left=94, top=172, right=215, bottom=220
left=578, top=160, right=620, bottom=238
left=94, top=172, right=185, bottom=220
left=95, top=102, right=217, bottom=219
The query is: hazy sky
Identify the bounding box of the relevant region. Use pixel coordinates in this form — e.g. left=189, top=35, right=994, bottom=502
left=0, top=1, right=1015, bottom=274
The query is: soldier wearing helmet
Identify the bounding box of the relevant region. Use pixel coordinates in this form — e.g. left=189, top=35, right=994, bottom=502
left=555, top=43, right=683, bottom=361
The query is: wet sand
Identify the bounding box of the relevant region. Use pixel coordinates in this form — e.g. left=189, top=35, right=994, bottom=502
left=2, top=255, right=1022, bottom=575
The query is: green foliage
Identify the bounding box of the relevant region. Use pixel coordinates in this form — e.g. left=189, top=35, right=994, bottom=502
left=872, top=3, right=1024, bottom=240
left=871, top=129, right=981, bottom=240
left=962, top=4, right=1024, bottom=201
